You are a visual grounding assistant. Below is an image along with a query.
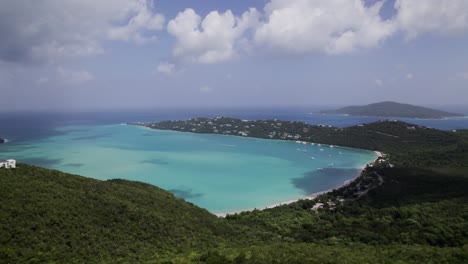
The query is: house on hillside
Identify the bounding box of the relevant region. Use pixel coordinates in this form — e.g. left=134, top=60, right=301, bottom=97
left=0, top=159, right=16, bottom=169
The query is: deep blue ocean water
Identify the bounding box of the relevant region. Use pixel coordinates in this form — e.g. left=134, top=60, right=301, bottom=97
left=1, top=107, right=467, bottom=213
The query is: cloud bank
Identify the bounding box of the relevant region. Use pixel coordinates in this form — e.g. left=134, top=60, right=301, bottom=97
left=2, top=0, right=468, bottom=67
left=0, top=0, right=164, bottom=64
left=165, top=0, right=468, bottom=64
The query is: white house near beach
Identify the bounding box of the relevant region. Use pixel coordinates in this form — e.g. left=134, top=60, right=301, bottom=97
left=0, top=159, right=16, bottom=169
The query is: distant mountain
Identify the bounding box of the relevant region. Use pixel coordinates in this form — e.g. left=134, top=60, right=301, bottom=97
left=0, top=138, right=4, bottom=144
left=319, top=101, right=464, bottom=119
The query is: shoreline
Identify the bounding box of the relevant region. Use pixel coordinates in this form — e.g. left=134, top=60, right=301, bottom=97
left=132, top=124, right=376, bottom=154
left=215, top=151, right=382, bottom=217
left=130, top=124, right=384, bottom=218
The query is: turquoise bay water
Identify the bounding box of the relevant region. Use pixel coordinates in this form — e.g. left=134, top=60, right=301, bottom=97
left=1, top=124, right=376, bottom=214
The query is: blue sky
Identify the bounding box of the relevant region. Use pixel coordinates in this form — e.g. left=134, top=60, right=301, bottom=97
left=0, top=0, right=467, bottom=111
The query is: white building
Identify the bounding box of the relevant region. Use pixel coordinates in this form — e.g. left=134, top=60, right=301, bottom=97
left=0, top=159, right=16, bottom=169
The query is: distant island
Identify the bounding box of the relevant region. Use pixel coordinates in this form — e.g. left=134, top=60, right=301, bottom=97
left=319, top=101, right=464, bottom=119
left=0, top=138, right=4, bottom=144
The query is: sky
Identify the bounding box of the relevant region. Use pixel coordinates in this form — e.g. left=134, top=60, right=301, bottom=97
left=0, top=0, right=467, bottom=111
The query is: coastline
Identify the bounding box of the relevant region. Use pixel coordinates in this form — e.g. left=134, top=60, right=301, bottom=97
left=215, top=150, right=382, bottom=217
left=132, top=124, right=384, bottom=218
left=125, top=123, right=393, bottom=217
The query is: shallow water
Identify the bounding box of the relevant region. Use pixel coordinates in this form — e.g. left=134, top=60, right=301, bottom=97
left=0, top=124, right=376, bottom=214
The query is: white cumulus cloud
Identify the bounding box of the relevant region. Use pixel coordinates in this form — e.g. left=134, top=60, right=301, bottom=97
left=167, top=8, right=260, bottom=64
left=395, top=0, right=468, bottom=39
left=163, top=0, right=468, bottom=64
left=157, top=62, right=176, bottom=75
left=108, top=0, right=165, bottom=44
left=57, top=67, right=94, bottom=84
left=0, top=0, right=164, bottom=64
left=200, top=85, right=212, bottom=93
left=374, top=79, right=384, bottom=87
left=254, top=0, right=396, bottom=55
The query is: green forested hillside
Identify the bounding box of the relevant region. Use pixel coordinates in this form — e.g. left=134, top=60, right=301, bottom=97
left=1, top=164, right=467, bottom=263
left=1, top=121, right=468, bottom=263
left=0, top=164, right=262, bottom=263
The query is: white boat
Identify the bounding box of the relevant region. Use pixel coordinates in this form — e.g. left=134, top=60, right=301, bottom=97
left=320, top=149, right=324, bottom=151
left=318, top=144, right=321, bottom=146
left=295, top=141, right=301, bottom=144
left=330, top=145, right=334, bottom=148
left=311, top=143, right=315, bottom=146
left=310, top=157, right=315, bottom=160
left=302, top=142, right=307, bottom=145
left=339, top=152, right=343, bottom=155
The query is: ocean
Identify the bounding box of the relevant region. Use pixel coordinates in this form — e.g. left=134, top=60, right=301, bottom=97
left=1, top=108, right=467, bottom=214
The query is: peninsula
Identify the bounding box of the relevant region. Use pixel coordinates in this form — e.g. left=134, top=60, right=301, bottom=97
left=130, top=117, right=466, bottom=166
left=319, top=101, right=464, bottom=119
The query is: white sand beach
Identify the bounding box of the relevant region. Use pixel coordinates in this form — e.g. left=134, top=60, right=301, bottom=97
left=216, top=151, right=383, bottom=218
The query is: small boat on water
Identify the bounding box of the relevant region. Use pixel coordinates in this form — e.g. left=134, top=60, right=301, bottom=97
left=339, top=152, right=343, bottom=155
left=330, top=145, right=334, bottom=148
left=317, top=168, right=323, bottom=171
left=310, top=157, right=315, bottom=160
left=318, top=144, right=321, bottom=146
left=302, top=142, right=307, bottom=145
left=295, top=141, right=301, bottom=144
left=320, top=149, right=324, bottom=151
left=311, top=143, right=315, bottom=146
left=328, top=163, right=334, bottom=167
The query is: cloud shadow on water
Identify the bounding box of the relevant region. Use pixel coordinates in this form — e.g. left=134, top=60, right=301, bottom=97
left=22, top=157, right=62, bottom=167
left=141, top=158, right=169, bottom=165
left=71, top=133, right=111, bottom=141
left=291, top=168, right=360, bottom=195
left=65, top=163, right=84, bottom=167
left=169, top=188, right=203, bottom=200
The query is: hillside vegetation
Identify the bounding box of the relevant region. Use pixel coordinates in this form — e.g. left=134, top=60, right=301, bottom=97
left=319, top=101, right=464, bottom=119
left=1, top=121, right=468, bottom=263
left=0, top=164, right=266, bottom=263
left=139, top=118, right=468, bottom=167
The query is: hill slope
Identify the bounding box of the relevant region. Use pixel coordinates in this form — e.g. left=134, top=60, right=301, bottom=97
left=2, top=164, right=467, bottom=263
left=320, top=101, right=464, bottom=119
left=0, top=164, right=246, bottom=263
